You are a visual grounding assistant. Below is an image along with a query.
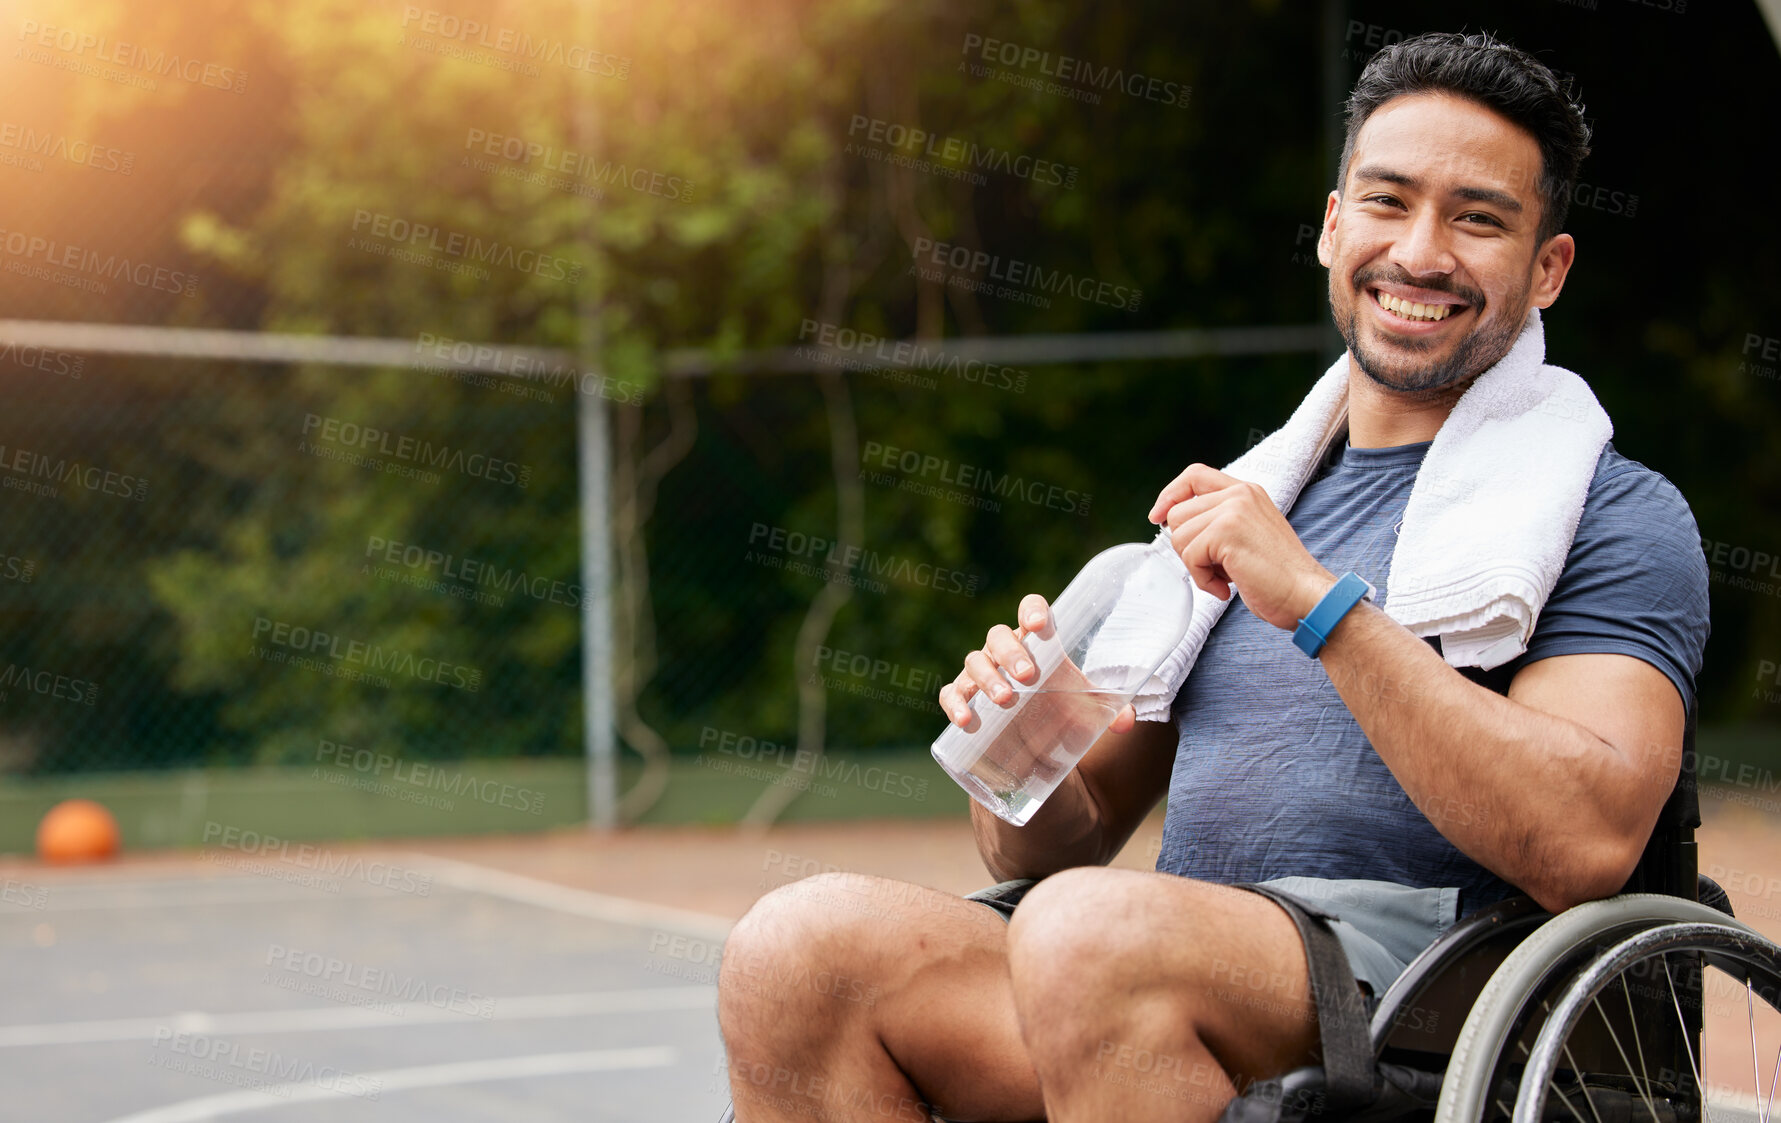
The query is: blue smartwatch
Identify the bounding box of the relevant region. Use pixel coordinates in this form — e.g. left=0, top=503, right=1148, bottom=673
left=1291, top=572, right=1377, bottom=658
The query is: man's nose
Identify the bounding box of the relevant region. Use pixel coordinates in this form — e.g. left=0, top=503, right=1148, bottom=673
left=1390, top=209, right=1456, bottom=279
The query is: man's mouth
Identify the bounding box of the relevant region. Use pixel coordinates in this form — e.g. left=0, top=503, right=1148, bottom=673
left=1368, top=286, right=1468, bottom=323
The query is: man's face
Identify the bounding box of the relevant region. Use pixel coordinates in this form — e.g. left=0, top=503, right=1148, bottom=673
left=1317, top=92, right=1574, bottom=395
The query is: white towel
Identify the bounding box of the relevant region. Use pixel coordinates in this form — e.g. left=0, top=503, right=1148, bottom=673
left=1133, top=307, right=1611, bottom=721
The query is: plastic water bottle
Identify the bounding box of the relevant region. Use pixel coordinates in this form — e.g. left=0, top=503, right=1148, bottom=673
left=931, top=529, right=1195, bottom=825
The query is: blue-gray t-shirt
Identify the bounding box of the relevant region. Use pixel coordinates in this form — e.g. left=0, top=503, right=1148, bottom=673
left=1156, top=440, right=1710, bottom=915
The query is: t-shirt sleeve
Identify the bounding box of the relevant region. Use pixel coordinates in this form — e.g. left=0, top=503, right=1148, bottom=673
left=1506, top=459, right=1711, bottom=710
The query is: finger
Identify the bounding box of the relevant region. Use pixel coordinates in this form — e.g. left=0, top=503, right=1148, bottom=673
left=1108, top=704, right=1137, bottom=734
left=938, top=679, right=975, bottom=726
left=1165, top=502, right=1215, bottom=563
left=1016, top=593, right=1051, bottom=633
left=1170, top=507, right=1234, bottom=600
left=1161, top=488, right=1223, bottom=533
left=1146, top=463, right=1202, bottom=525
left=964, top=649, right=1017, bottom=705
left=1146, top=463, right=1240, bottom=525
left=947, top=666, right=978, bottom=701
left=985, top=624, right=1037, bottom=684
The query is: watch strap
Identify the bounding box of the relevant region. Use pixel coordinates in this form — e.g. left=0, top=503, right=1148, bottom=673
left=1292, top=571, right=1376, bottom=658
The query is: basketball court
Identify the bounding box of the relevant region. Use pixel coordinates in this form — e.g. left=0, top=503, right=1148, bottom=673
left=0, top=847, right=733, bottom=1122
left=6, top=801, right=1780, bottom=1120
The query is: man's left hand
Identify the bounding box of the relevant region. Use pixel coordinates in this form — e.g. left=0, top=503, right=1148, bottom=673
left=1147, top=463, right=1338, bottom=632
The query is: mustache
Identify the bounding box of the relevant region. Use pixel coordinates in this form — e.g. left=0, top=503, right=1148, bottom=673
left=1353, top=267, right=1483, bottom=308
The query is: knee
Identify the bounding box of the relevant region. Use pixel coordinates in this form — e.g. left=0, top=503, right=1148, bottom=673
left=717, top=872, right=891, bottom=1033
left=1002, top=870, right=1163, bottom=1066
left=1005, top=868, right=1151, bottom=1001
left=724, top=871, right=890, bottom=964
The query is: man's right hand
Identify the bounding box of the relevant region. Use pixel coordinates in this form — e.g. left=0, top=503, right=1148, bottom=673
left=938, top=592, right=1138, bottom=734
left=943, top=593, right=1176, bottom=881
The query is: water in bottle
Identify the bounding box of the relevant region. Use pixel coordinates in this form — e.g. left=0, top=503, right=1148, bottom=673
left=932, top=529, right=1196, bottom=825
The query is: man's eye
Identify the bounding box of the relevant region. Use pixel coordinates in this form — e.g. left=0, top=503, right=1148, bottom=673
left=1361, top=194, right=1403, bottom=208
left=1459, top=213, right=1504, bottom=227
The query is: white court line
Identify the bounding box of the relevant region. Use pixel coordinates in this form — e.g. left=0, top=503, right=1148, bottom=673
left=5, top=852, right=740, bottom=938
left=0, top=880, right=421, bottom=914
left=0, top=874, right=285, bottom=895
left=393, top=850, right=736, bottom=941
left=98, top=1045, right=678, bottom=1123
left=0, top=986, right=712, bottom=1047
left=10, top=852, right=736, bottom=935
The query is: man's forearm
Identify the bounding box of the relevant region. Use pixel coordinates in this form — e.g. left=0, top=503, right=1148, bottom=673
left=1315, top=598, right=1659, bottom=911
left=970, top=770, right=1106, bottom=882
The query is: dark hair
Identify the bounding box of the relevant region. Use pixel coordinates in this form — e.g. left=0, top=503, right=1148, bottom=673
left=1337, top=31, right=1592, bottom=244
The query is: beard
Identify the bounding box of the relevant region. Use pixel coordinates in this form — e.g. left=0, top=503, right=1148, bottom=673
left=1332, top=267, right=1526, bottom=395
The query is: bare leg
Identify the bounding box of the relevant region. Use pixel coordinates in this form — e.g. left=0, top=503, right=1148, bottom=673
left=718, top=871, right=1045, bottom=1122
left=1005, top=868, right=1325, bottom=1122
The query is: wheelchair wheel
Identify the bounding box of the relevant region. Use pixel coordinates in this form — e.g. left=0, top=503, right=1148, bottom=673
left=1510, top=920, right=1781, bottom=1122
left=1436, top=895, right=1781, bottom=1122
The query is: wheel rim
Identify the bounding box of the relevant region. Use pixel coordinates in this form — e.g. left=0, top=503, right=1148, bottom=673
left=1511, top=922, right=1781, bottom=1123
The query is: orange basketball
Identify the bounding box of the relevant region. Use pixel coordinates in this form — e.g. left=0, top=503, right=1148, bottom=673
left=36, top=799, right=121, bottom=864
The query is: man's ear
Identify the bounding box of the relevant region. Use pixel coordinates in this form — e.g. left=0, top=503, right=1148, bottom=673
left=1529, top=232, right=1576, bottom=311
left=1316, top=191, right=1340, bottom=268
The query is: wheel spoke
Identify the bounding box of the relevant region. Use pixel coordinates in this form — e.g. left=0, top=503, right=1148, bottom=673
left=1763, top=1043, right=1780, bottom=1123
left=1752, top=982, right=1763, bottom=1123
left=1512, top=1002, right=1549, bottom=1058
left=1549, top=1078, right=1591, bottom=1123
left=1560, top=1035, right=1606, bottom=1123
left=1500, top=1007, right=1536, bottom=1117
left=1664, top=952, right=1710, bottom=1123
left=1592, top=987, right=1661, bottom=1123
left=1620, top=975, right=1663, bottom=1123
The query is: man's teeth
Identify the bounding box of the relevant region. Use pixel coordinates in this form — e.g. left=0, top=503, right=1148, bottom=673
left=1373, top=290, right=1456, bottom=322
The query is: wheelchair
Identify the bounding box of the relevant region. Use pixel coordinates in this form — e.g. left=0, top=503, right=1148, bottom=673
left=715, top=712, right=1781, bottom=1121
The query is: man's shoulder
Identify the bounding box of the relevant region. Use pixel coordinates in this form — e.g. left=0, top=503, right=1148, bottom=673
left=1580, top=442, right=1698, bottom=536
left=1495, top=442, right=1710, bottom=709
left=1589, top=442, right=1675, bottom=492
left=1569, top=443, right=1706, bottom=585
left=1547, top=441, right=1710, bottom=669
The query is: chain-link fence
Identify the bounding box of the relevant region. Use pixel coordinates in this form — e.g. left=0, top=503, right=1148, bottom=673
left=0, top=315, right=1329, bottom=846
left=0, top=349, right=579, bottom=776
left=4, top=0, right=1777, bottom=851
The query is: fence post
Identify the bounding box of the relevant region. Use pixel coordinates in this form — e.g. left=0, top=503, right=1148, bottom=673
left=579, top=386, right=617, bottom=831
left=575, top=2, right=615, bottom=832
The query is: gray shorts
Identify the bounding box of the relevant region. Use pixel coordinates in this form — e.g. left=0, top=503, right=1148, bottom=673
left=968, top=873, right=1459, bottom=998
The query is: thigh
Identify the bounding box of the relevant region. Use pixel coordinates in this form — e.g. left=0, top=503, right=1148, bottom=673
left=1007, top=869, right=1324, bottom=1087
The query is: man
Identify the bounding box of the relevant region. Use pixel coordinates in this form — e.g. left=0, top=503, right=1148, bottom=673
left=718, top=31, right=1709, bottom=1123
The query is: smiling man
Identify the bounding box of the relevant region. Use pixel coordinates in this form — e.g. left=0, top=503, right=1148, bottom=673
left=1326, top=92, right=1566, bottom=413
left=717, top=32, right=1710, bottom=1123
